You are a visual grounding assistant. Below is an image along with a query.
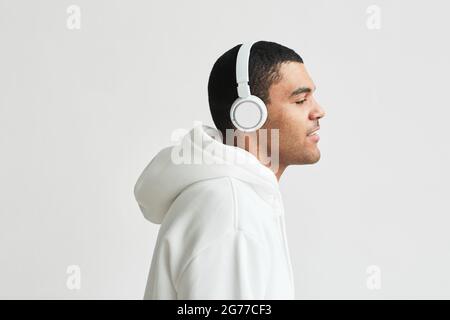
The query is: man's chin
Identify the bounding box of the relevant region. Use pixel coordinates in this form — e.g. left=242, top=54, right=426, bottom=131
left=303, top=149, right=321, bottom=164
left=287, top=145, right=322, bottom=165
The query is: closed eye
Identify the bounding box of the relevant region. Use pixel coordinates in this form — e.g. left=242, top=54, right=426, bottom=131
left=296, top=99, right=307, bottom=105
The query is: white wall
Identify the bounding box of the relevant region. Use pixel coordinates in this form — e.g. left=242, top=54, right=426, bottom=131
left=0, top=0, right=449, bottom=299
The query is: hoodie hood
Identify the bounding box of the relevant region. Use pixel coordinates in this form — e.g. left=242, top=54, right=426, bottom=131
left=133, top=123, right=279, bottom=224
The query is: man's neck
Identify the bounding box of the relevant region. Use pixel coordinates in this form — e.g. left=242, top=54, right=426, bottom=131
left=225, top=135, right=286, bottom=182
left=272, top=164, right=286, bottom=181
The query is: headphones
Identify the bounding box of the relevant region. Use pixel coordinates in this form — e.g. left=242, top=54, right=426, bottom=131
left=229, top=41, right=268, bottom=132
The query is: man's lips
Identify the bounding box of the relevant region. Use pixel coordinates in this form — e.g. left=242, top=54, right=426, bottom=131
left=307, top=126, right=320, bottom=142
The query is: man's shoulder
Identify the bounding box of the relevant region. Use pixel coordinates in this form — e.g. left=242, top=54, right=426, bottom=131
left=161, top=176, right=271, bottom=239
left=155, top=176, right=275, bottom=270
left=161, top=177, right=237, bottom=236
left=176, top=176, right=274, bottom=240
left=179, top=176, right=235, bottom=202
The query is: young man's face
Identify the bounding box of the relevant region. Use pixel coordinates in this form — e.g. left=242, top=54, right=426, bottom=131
left=265, top=61, right=325, bottom=166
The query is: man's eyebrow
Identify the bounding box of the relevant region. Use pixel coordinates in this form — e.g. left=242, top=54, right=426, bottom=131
left=289, top=85, right=316, bottom=97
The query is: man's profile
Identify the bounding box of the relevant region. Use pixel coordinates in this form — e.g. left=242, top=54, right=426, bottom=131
left=134, top=40, right=325, bottom=299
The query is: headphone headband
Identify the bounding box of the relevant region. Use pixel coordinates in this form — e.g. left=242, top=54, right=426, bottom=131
left=236, top=41, right=256, bottom=98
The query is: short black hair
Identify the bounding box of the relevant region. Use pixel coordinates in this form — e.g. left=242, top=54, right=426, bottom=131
left=207, top=41, right=304, bottom=136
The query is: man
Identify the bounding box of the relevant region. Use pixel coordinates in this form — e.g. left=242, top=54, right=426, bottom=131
left=134, top=40, right=325, bottom=299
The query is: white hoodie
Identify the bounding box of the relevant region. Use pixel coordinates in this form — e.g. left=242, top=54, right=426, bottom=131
left=133, top=123, right=295, bottom=299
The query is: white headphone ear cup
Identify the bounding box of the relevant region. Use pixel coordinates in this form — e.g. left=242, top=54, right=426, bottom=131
left=230, top=95, right=267, bottom=132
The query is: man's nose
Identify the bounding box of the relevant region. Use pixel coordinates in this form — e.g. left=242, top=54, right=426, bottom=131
left=310, top=100, right=326, bottom=120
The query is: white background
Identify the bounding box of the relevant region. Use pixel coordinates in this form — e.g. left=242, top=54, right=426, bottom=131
left=0, top=0, right=449, bottom=299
